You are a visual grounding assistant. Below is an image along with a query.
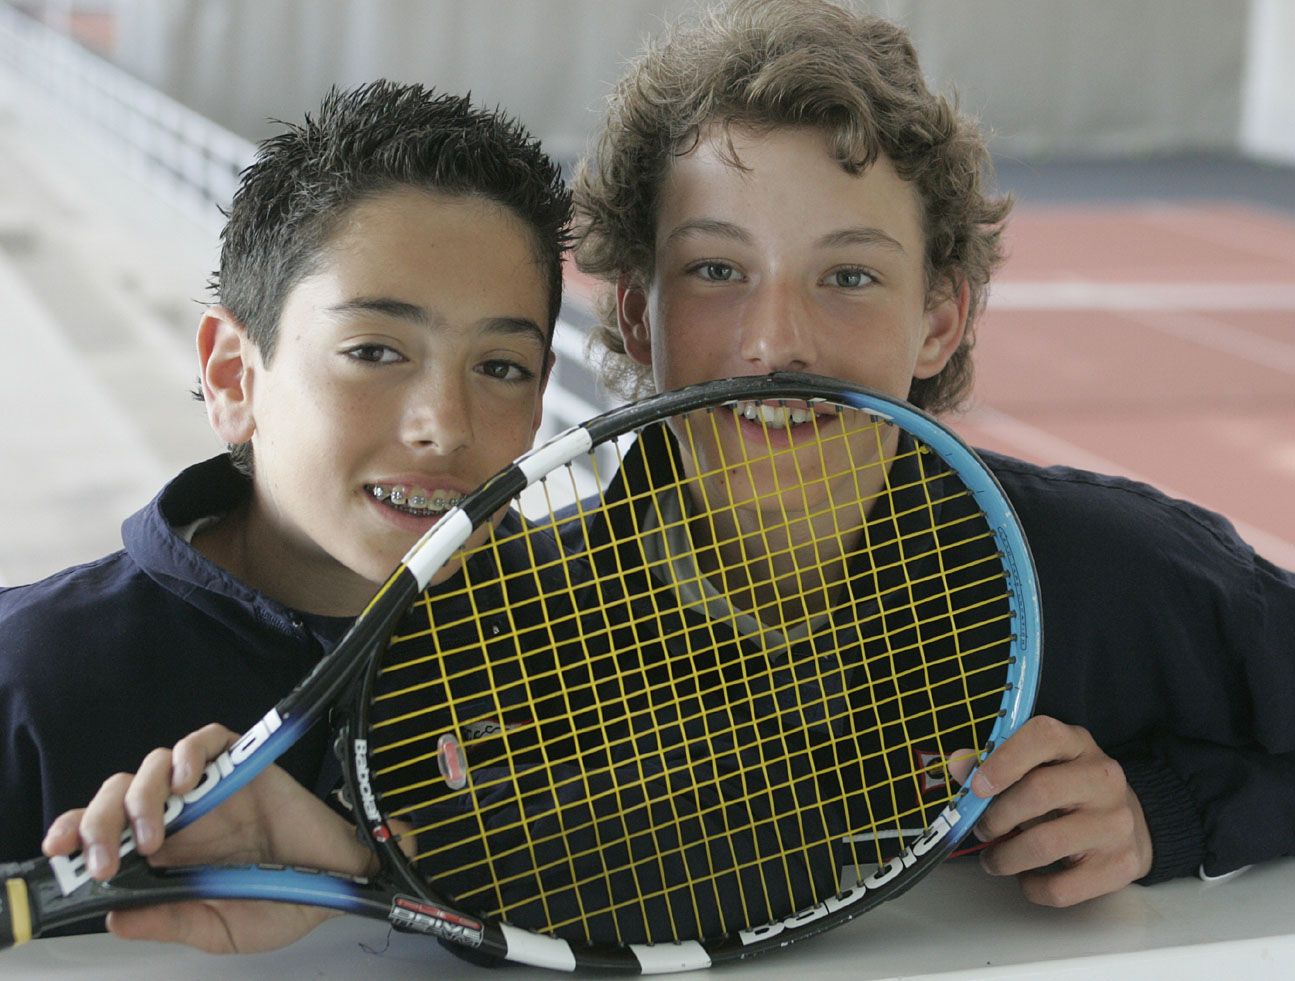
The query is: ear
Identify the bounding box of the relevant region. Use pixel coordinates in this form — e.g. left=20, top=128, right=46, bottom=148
left=913, top=277, right=971, bottom=379
left=615, top=275, right=653, bottom=366
left=196, top=306, right=258, bottom=444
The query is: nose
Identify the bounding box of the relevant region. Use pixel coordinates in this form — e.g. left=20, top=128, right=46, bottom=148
left=738, top=281, right=816, bottom=374
left=401, top=369, right=473, bottom=453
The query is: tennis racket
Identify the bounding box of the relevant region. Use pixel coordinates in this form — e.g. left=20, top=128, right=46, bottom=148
left=1, top=372, right=1040, bottom=972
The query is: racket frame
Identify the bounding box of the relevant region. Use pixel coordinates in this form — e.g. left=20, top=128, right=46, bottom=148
left=351, top=373, right=1042, bottom=970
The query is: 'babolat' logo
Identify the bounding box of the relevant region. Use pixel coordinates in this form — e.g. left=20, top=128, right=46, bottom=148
left=353, top=738, right=381, bottom=822
left=49, top=709, right=284, bottom=895
left=737, top=805, right=960, bottom=945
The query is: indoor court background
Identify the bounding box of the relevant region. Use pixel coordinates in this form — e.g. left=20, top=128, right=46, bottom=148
left=935, top=198, right=1295, bottom=571
left=2, top=0, right=1294, bottom=586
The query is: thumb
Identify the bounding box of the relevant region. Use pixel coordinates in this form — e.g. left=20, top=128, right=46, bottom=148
left=107, top=904, right=232, bottom=953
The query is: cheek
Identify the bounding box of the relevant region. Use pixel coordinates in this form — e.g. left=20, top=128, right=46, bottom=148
left=477, top=390, right=545, bottom=457
left=325, top=376, right=404, bottom=426
left=829, top=304, right=925, bottom=358
left=651, top=292, right=729, bottom=368
left=273, top=383, right=396, bottom=476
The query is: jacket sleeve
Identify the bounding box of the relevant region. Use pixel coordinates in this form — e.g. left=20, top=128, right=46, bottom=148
left=1118, top=550, right=1295, bottom=882
left=0, top=663, right=111, bottom=864
left=0, top=701, right=50, bottom=862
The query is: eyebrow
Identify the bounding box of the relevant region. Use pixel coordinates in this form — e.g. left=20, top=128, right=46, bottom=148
left=817, top=227, right=908, bottom=255
left=328, top=297, right=547, bottom=347
left=662, top=219, right=751, bottom=249
left=663, top=219, right=907, bottom=256
left=328, top=297, right=435, bottom=324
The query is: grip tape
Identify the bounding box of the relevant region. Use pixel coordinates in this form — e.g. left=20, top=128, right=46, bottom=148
left=3, top=876, right=33, bottom=946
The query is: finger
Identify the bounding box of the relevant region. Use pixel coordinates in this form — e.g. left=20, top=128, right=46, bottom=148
left=972, top=716, right=1089, bottom=798
left=1016, top=845, right=1149, bottom=908
left=943, top=746, right=979, bottom=787
left=76, top=772, right=137, bottom=880
left=41, top=808, right=87, bottom=857
left=973, top=758, right=1086, bottom=842
left=170, top=724, right=240, bottom=793
left=979, top=809, right=1097, bottom=876
left=977, top=749, right=1136, bottom=843
left=123, top=748, right=180, bottom=855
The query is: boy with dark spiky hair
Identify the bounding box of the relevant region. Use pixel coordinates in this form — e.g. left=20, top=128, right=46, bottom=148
left=2, top=81, right=571, bottom=876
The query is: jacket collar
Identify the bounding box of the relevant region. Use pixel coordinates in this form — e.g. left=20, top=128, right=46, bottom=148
left=121, top=454, right=352, bottom=644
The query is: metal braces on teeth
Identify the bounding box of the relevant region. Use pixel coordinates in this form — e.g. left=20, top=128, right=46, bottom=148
left=370, top=485, right=462, bottom=512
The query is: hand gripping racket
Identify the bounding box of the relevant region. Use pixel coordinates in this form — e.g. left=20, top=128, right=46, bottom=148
left=1, top=372, right=1040, bottom=972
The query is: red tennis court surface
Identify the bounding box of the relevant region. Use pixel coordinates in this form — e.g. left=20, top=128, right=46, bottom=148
left=957, top=202, right=1295, bottom=570
left=566, top=200, right=1295, bottom=570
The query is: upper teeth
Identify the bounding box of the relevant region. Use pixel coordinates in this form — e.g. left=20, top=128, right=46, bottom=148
left=370, top=484, right=463, bottom=512
left=736, top=401, right=815, bottom=428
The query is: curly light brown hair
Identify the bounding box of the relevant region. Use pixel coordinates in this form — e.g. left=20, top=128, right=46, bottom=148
left=573, top=0, right=1011, bottom=413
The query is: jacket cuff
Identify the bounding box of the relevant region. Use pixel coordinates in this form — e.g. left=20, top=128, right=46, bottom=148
left=1120, top=756, right=1206, bottom=884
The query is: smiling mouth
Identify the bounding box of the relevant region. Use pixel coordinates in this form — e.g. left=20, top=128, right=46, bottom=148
left=731, top=400, right=827, bottom=429
left=367, top=484, right=464, bottom=517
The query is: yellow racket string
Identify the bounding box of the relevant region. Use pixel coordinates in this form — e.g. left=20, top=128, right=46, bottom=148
left=371, top=553, right=1008, bottom=794
left=380, top=548, right=999, bottom=885
left=364, top=404, right=1017, bottom=943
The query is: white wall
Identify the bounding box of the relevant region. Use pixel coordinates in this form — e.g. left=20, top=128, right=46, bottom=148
left=1242, top=0, right=1295, bottom=164
left=108, top=0, right=699, bottom=162
left=103, top=0, right=1262, bottom=164
left=896, top=0, right=1249, bottom=158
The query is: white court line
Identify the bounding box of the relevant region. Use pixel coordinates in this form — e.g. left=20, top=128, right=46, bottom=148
left=990, top=280, right=1295, bottom=377
left=990, top=281, right=1295, bottom=311
left=966, top=406, right=1295, bottom=571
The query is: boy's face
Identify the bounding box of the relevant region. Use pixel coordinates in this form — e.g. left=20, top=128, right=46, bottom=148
left=615, top=124, right=968, bottom=513
left=211, top=189, right=550, bottom=613
left=618, top=124, right=965, bottom=402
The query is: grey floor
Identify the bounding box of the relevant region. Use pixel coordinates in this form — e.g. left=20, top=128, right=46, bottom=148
left=0, top=65, right=220, bottom=585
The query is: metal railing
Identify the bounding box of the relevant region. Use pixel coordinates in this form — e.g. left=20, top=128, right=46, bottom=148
left=0, top=2, right=254, bottom=235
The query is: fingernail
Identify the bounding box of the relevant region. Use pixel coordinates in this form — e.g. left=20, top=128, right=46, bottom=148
left=174, top=760, right=192, bottom=785
left=973, top=822, right=990, bottom=842
left=972, top=772, right=994, bottom=798
left=135, top=819, right=158, bottom=849
left=87, top=844, right=110, bottom=878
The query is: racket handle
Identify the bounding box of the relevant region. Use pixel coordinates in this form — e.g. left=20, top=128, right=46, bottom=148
left=1, top=860, right=39, bottom=948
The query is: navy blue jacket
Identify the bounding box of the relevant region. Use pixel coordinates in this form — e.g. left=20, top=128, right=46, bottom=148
left=0, top=456, right=352, bottom=862
left=982, top=449, right=1295, bottom=882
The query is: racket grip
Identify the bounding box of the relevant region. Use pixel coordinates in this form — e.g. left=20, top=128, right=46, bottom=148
left=1, top=861, right=38, bottom=948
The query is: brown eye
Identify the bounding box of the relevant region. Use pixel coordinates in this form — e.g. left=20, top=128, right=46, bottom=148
left=479, top=359, right=535, bottom=382
left=345, top=344, right=405, bottom=364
